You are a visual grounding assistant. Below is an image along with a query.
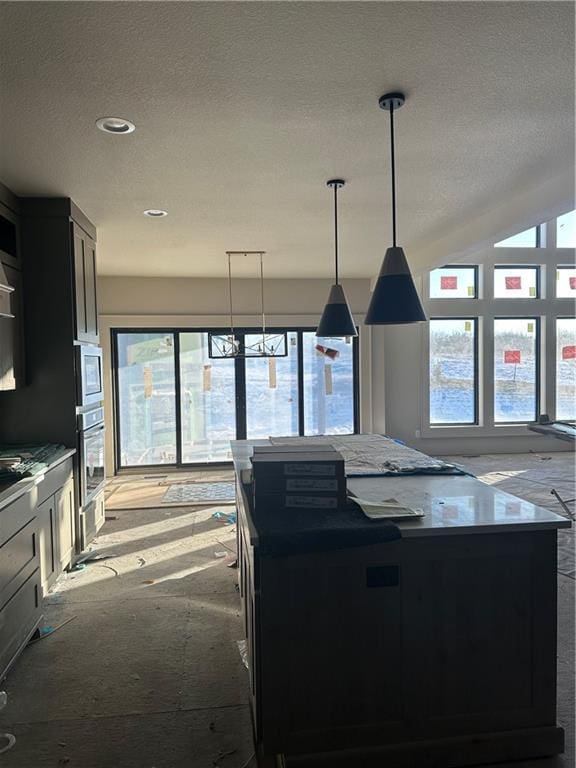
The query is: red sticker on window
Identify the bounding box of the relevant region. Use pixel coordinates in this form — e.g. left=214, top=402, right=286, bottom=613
left=562, top=345, right=576, bottom=360
left=441, top=275, right=458, bottom=290
left=505, top=276, right=522, bottom=289
left=570, top=277, right=576, bottom=290
left=504, top=350, right=521, bottom=364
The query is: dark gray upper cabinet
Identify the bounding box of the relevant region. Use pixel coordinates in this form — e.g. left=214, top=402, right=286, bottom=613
left=20, top=198, right=98, bottom=346
left=72, top=222, right=98, bottom=343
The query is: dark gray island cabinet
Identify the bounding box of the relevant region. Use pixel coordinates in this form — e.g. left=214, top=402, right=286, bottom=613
left=232, top=440, right=571, bottom=768
left=0, top=449, right=75, bottom=681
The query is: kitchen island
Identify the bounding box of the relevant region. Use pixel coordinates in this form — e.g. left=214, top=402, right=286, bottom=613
left=232, top=439, right=571, bottom=767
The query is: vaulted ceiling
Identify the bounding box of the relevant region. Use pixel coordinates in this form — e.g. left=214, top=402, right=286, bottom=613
left=0, top=1, right=573, bottom=277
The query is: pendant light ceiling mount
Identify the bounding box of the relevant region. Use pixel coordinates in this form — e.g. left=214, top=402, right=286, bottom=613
left=378, top=92, right=405, bottom=112
left=326, top=178, right=345, bottom=189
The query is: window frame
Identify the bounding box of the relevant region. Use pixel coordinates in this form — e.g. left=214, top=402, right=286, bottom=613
left=493, top=264, right=541, bottom=299
left=429, top=264, right=479, bottom=300
left=421, top=210, right=575, bottom=438
left=555, top=316, right=576, bottom=421
left=492, top=315, right=540, bottom=425
left=428, top=316, right=479, bottom=427
left=112, top=326, right=360, bottom=470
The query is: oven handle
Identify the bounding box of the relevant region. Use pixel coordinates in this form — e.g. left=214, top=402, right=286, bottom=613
left=83, top=423, right=105, bottom=436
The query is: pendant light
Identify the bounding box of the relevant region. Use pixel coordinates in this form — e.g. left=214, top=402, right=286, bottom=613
left=365, top=93, right=426, bottom=325
left=316, top=179, right=358, bottom=339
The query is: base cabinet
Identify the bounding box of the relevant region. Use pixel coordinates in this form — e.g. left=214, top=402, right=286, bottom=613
left=79, top=491, right=105, bottom=552
left=0, top=453, right=76, bottom=681
left=37, top=458, right=76, bottom=595
left=0, top=493, right=42, bottom=682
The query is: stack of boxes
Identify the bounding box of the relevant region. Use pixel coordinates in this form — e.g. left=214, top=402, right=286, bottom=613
left=251, top=444, right=346, bottom=517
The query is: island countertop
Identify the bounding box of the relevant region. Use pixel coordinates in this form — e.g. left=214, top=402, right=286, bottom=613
left=231, top=439, right=571, bottom=538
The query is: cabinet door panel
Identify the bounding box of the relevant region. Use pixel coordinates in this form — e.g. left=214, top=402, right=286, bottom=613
left=0, top=202, right=21, bottom=269
left=0, top=264, right=23, bottom=390
left=56, top=479, right=75, bottom=571
left=83, top=237, right=98, bottom=341
left=37, top=496, right=56, bottom=594
left=72, top=224, right=87, bottom=341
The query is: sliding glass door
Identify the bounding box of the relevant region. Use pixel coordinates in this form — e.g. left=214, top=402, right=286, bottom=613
left=245, top=331, right=300, bottom=439
left=179, top=333, right=236, bottom=463
left=116, top=333, right=178, bottom=466
left=303, top=332, right=356, bottom=435
left=113, top=328, right=359, bottom=469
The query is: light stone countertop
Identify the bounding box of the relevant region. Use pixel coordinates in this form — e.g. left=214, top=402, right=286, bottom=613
left=0, top=448, right=76, bottom=511
left=231, top=439, right=571, bottom=538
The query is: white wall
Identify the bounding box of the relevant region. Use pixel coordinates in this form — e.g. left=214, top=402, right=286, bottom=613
left=98, top=276, right=371, bottom=317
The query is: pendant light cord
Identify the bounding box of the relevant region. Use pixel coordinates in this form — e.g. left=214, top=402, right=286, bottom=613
left=227, top=252, right=234, bottom=336
left=389, top=104, right=397, bottom=248
left=333, top=183, right=339, bottom=285
left=260, top=252, right=266, bottom=335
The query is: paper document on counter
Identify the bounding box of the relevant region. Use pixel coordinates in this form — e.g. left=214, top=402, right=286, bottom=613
left=350, top=495, right=425, bottom=520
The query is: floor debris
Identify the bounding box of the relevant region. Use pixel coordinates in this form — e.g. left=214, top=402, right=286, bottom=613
left=28, top=616, right=77, bottom=645
left=211, top=510, right=237, bottom=524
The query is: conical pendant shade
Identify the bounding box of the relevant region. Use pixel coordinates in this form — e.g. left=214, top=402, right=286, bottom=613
left=316, top=283, right=358, bottom=338
left=365, top=247, right=426, bottom=325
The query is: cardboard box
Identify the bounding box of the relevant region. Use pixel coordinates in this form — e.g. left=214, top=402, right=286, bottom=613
left=251, top=450, right=345, bottom=478
left=253, top=491, right=347, bottom=515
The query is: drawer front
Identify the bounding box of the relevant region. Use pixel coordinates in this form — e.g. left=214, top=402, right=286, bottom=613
left=0, top=518, right=38, bottom=609
left=0, top=568, right=41, bottom=681
left=36, top=459, right=74, bottom=505
left=0, top=490, right=34, bottom=548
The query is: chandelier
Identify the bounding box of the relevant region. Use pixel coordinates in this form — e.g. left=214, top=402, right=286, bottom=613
left=208, top=251, right=288, bottom=359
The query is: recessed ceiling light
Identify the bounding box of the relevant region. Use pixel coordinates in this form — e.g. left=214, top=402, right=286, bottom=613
left=96, top=117, right=136, bottom=134
left=143, top=209, right=168, bottom=218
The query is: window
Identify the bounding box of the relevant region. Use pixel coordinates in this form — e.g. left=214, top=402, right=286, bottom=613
left=113, top=328, right=359, bottom=467
left=179, top=332, right=236, bottom=463
left=116, top=333, right=177, bottom=466
left=424, top=211, right=574, bottom=433
left=557, top=210, right=576, bottom=248
left=245, top=331, right=299, bottom=439
left=303, top=333, right=356, bottom=435
left=494, top=266, right=539, bottom=298
left=556, top=319, right=576, bottom=421
left=429, top=266, right=477, bottom=299
left=494, top=319, right=538, bottom=423
left=556, top=266, right=576, bottom=298
left=494, top=226, right=538, bottom=248
left=429, top=319, right=477, bottom=425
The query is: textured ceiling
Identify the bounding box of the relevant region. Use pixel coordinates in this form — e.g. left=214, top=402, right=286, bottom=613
left=0, top=1, right=574, bottom=278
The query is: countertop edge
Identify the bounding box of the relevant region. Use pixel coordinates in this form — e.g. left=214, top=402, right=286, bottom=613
left=0, top=449, right=76, bottom=511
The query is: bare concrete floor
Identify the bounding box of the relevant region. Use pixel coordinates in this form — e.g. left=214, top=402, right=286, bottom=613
left=0, top=453, right=574, bottom=768
left=1, top=503, right=254, bottom=768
